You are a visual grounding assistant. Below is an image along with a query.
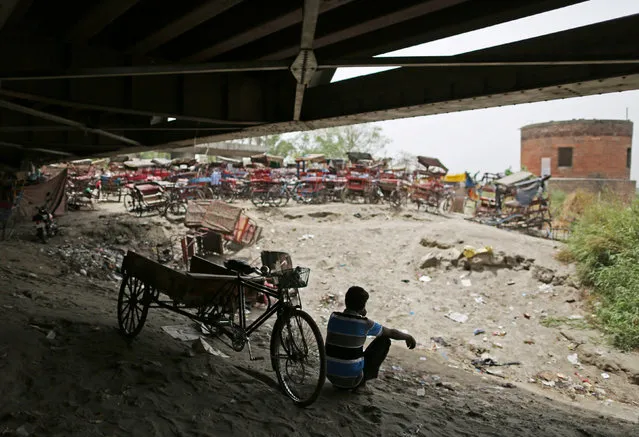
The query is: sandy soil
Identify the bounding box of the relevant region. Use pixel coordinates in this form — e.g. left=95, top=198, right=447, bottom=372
left=1, top=200, right=638, bottom=436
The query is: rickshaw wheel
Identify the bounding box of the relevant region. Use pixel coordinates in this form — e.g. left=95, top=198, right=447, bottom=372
left=270, top=309, right=326, bottom=407
left=117, top=275, right=151, bottom=339
left=389, top=190, right=403, bottom=209
left=439, top=195, right=453, bottom=214
left=123, top=193, right=136, bottom=213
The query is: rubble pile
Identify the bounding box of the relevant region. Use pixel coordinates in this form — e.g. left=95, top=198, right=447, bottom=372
left=48, top=244, right=125, bottom=280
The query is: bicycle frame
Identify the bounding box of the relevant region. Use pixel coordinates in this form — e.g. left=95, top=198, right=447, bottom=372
left=146, top=273, right=298, bottom=352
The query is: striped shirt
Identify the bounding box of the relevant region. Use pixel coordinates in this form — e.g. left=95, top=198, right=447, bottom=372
left=325, top=311, right=383, bottom=388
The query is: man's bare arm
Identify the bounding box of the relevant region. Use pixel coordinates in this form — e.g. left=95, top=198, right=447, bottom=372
left=382, top=327, right=416, bottom=349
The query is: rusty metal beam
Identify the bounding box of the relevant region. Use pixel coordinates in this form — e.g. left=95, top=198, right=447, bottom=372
left=128, top=0, right=244, bottom=55
left=262, top=0, right=470, bottom=60
left=183, top=0, right=354, bottom=62
left=0, top=99, right=142, bottom=146
left=0, top=89, right=265, bottom=126
left=67, top=0, right=141, bottom=41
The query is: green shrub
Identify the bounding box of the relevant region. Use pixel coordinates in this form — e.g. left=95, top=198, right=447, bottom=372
left=567, top=199, right=639, bottom=350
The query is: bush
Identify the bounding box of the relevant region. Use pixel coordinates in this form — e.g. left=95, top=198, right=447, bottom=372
left=567, top=199, right=639, bottom=350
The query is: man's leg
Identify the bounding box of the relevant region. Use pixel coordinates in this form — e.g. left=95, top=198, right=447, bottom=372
left=363, top=336, right=391, bottom=381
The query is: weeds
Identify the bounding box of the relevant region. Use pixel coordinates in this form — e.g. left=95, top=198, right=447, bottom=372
left=566, top=199, right=639, bottom=350
left=540, top=316, right=591, bottom=330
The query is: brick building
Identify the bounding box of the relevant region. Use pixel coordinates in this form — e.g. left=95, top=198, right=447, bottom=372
left=520, top=119, right=635, bottom=198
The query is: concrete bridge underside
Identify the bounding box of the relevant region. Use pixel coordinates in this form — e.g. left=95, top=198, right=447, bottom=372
left=0, top=0, right=638, bottom=167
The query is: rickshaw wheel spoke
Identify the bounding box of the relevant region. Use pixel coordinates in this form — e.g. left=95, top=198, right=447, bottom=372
left=117, top=275, right=151, bottom=339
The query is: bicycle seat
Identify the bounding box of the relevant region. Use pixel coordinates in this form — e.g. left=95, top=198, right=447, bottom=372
left=224, top=259, right=254, bottom=275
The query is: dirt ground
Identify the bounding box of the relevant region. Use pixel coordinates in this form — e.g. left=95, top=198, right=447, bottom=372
left=1, top=200, right=638, bottom=437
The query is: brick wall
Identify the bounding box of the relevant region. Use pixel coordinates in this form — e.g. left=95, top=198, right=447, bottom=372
left=548, top=178, right=637, bottom=201
left=521, top=120, right=633, bottom=179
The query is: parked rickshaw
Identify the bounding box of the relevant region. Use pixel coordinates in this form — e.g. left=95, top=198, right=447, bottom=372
left=123, top=182, right=167, bottom=217
left=117, top=250, right=325, bottom=406
left=409, top=156, right=454, bottom=213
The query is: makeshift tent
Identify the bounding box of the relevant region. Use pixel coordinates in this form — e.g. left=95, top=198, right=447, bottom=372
left=17, top=169, right=67, bottom=219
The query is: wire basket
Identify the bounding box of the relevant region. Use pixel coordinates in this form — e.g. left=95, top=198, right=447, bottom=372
left=271, top=267, right=310, bottom=289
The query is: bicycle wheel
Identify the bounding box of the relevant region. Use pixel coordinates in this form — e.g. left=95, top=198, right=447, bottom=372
left=251, top=191, right=267, bottom=207
left=117, top=275, right=151, bottom=339
left=220, top=189, right=235, bottom=203
left=270, top=309, right=326, bottom=406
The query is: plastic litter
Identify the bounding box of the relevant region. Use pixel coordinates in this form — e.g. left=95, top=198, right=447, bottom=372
left=601, top=372, right=610, bottom=379
left=445, top=312, right=468, bottom=324
left=416, top=388, right=426, bottom=397
left=473, top=329, right=485, bottom=336
left=567, top=353, right=580, bottom=365
left=419, top=275, right=432, bottom=283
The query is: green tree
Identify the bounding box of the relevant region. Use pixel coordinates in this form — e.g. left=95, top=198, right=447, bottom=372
left=293, top=124, right=390, bottom=158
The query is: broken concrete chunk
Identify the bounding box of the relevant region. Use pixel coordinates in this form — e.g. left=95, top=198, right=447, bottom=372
left=532, top=265, right=555, bottom=284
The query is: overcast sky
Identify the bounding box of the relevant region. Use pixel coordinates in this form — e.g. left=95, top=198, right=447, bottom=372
left=331, top=0, right=639, bottom=180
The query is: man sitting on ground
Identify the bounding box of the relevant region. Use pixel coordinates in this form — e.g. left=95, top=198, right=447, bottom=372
left=325, top=286, right=417, bottom=391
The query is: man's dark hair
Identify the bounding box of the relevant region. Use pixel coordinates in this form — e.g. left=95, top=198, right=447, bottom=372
left=345, top=286, right=369, bottom=311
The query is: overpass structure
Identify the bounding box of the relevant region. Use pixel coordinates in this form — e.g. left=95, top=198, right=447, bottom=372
left=0, top=0, right=638, bottom=167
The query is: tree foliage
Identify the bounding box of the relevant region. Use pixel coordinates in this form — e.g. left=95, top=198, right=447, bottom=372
left=257, top=124, right=391, bottom=159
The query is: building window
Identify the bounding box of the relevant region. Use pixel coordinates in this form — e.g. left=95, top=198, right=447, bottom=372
left=558, top=147, right=573, bottom=167
left=627, top=148, right=632, bottom=169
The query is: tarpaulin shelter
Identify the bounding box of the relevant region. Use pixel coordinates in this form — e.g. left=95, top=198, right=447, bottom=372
left=17, top=169, right=67, bottom=219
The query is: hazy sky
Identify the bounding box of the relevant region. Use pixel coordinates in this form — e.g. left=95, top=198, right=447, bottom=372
left=330, top=0, right=639, bottom=180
